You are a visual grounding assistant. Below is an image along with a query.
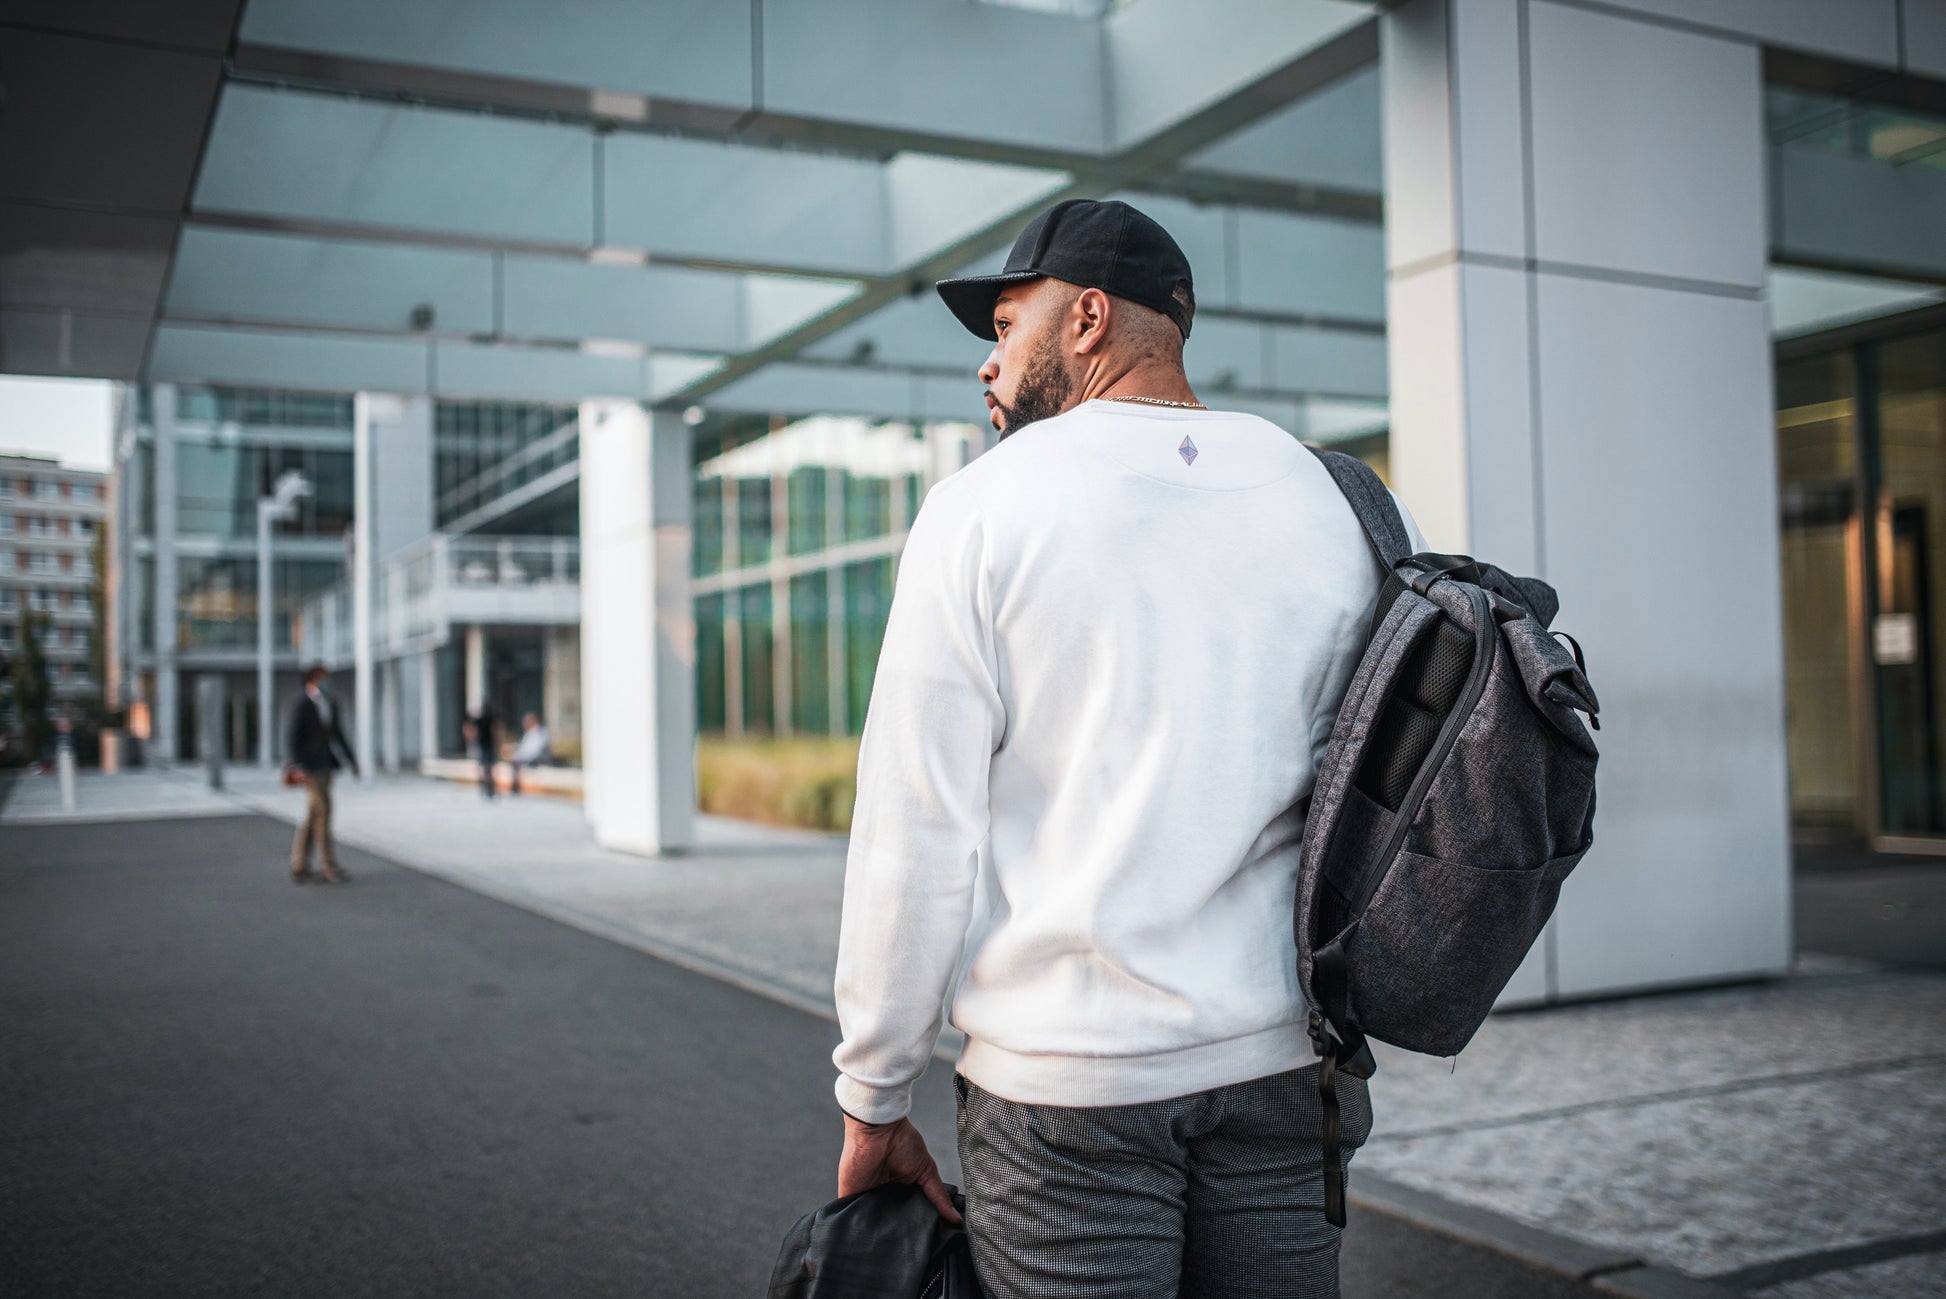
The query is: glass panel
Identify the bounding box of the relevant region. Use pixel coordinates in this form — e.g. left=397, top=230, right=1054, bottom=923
left=737, top=478, right=772, bottom=567
left=738, top=582, right=774, bottom=735
left=788, top=467, right=828, bottom=556
left=1777, top=351, right=1861, bottom=832
left=696, top=592, right=726, bottom=733
left=843, top=470, right=893, bottom=543
left=843, top=558, right=896, bottom=735
left=1874, top=329, right=1946, bottom=836
left=177, top=556, right=255, bottom=649
left=693, top=477, right=724, bottom=577
left=790, top=570, right=830, bottom=735
left=175, top=441, right=260, bottom=536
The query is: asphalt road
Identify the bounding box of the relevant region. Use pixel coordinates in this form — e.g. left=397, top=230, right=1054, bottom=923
left=1, top=814, right=1605, bottom=1298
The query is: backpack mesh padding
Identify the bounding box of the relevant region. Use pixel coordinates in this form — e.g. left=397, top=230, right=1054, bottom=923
left=1354, top=614, right=1476, bottom=812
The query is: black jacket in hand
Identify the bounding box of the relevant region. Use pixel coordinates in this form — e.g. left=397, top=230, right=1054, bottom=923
left=287, top=691, right=355, bottom=774
left=770, top=1183, right=975, bottom=1299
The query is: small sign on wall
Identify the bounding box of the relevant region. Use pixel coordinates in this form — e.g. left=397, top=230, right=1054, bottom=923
left=1874, top=612, right=1919, bottom=666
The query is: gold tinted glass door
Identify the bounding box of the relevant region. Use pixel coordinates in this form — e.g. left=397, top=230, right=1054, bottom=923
left=1777, top=353, right=1864, bottom=832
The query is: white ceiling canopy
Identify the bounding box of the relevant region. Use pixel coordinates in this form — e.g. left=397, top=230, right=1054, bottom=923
left=5, top=0, right=1395, bottom=417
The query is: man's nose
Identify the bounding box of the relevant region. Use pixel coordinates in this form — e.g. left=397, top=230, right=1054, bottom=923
left=978, top=348, right=1000, bottom=385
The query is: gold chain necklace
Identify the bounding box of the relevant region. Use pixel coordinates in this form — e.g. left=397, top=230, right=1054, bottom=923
left=1102, top=394, right=1208, bottom=410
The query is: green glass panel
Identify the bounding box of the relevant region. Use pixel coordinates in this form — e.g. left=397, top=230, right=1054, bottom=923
left=843, top=557, right=896, bottom=735
left=790, top=570, right=831, bottom=735
left=789, top=467, right=828, bottom=555
left=695, top=592, right=726, bottom=733
left=739, top=582, right=775, bottom=734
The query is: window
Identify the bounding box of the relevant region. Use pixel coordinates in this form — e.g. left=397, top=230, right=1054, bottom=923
left=0, top=588, right=14, bottom=610
left=34, top=480, right=58, bottom=501
left=30, top=553, right=56, bottom=574
left=0, top=514, right=11, bottom=534
left=0, top=551, right=13, bottom=573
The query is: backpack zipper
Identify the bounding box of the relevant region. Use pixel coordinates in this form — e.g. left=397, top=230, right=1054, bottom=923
left=1345, top=581, right=1496, bottom=920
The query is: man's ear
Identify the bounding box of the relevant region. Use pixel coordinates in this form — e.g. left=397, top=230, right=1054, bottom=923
left=1073, top=287, right=1111, bottom=355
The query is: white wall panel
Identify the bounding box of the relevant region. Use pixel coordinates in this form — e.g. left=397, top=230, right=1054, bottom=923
left=1449, top=0, right=1528, bottom=261
left=1567, top=0, right=1899, bottom=67
left=1535, top=277, right=1790, bottom=993
left=1380, top=0, right=1457, bottom=273
left=1528, top=2, right=1766, bottom=290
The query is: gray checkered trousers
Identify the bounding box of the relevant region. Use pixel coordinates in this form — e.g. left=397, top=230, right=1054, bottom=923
left=954, top=1064, right=1373, bottom=1299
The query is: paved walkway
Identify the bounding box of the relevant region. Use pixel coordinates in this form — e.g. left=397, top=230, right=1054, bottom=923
left=6, top=808, right=1610, bottom=1297
left=7, top=766, right=1944, bottom=1296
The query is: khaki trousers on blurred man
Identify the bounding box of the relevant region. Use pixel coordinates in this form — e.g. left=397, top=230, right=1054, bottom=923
left=292, top=771, right=341, bottom=879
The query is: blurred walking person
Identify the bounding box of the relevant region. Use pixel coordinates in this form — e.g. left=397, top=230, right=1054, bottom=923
left=467, top=704, right=499, bottom=800
left=284, top=664, right=358, bottom=884
left=509, top=712, right=550, bottom=796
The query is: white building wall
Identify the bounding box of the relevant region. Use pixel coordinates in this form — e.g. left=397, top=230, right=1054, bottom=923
left=1382, top=0, right=1794, bottom=1000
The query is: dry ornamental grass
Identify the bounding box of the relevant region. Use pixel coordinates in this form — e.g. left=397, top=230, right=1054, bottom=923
left=694, top=735, right=860, bottom=832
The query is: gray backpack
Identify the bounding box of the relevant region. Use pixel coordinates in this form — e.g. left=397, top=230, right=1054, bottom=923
left=1298, top=448, right=1601, bottom=1225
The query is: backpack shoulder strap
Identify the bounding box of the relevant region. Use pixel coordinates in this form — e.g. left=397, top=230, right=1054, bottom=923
left=1306, top=445, right=1412, bottom=570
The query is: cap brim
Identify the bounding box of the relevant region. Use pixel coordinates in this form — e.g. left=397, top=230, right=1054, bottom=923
left=935, top=271, right=1042, bottom=341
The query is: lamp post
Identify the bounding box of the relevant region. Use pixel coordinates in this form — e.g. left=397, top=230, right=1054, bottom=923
left=257, top=470, right=311, bottom=768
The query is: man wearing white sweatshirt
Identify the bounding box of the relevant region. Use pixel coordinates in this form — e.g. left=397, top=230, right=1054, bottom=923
left=831, top=199, right=1423, bottom=1298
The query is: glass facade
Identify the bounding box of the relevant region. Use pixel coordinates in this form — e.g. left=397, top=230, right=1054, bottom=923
left=176, top=557, right=343, bottom=650
left=1776, top=320, right=1946, bottom=843
left=434, top=400, right=578, bottom=526
left=690, top=412, right=980, bottom=737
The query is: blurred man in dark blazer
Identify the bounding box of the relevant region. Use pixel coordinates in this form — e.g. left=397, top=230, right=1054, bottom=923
left=285, top=664, right=359, bottom=884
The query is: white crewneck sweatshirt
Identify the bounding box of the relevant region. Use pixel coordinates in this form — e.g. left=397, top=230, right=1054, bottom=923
left=832, top=399, right=1425, bottom=1123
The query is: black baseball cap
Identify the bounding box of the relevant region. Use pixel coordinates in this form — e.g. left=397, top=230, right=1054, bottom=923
left=935, top=199, right=1195, bottom=342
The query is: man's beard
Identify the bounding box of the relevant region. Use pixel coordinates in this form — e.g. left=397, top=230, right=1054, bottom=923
left=992, top=332, right=1074, bottom=438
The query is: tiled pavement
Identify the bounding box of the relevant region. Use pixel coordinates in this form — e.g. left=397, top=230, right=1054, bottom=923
left=8, top=765, right=1943, bottom=1296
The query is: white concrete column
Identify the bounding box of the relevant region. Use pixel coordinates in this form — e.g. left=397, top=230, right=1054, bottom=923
left=351, top=396, right=379, bottom=779
left=543, top=626, right=581, bottom=749
left=578, top=401, right=697, bottom=855
left=151, top=384, right=179, bottom=763
left=1382, top=0, right=1790, bottom=1000
left=419, top=649, right=440, bottom=766
left=379, top=658, right=401, bottom=772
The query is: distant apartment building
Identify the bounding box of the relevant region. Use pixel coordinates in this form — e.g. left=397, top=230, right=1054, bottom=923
left=0, top=452, right=107, bottom=711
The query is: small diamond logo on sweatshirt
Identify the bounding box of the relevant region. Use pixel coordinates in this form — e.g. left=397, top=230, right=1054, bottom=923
left=1178, top=435, right=1199, bottom=466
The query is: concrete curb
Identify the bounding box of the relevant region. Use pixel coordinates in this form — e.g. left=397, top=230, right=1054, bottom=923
left=1352, top=1173, right=1740, bottom=1298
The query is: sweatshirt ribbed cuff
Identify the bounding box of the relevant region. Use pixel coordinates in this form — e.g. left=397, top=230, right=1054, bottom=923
left=834, top=1073, right=913, bottom=1126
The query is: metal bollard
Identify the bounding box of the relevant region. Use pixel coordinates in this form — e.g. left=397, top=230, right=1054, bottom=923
left=57, top=739, right=76, bottom=813
left=197, top=674, right=226, bottom=791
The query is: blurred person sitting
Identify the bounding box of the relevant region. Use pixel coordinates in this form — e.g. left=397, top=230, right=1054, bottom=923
left=509, top=713, right=551, bottom=796
left=284, top=664, right=359, bottom=884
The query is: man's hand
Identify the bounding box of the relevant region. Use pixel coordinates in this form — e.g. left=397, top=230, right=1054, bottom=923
left=836, top=1114, right=960, bottom=1223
